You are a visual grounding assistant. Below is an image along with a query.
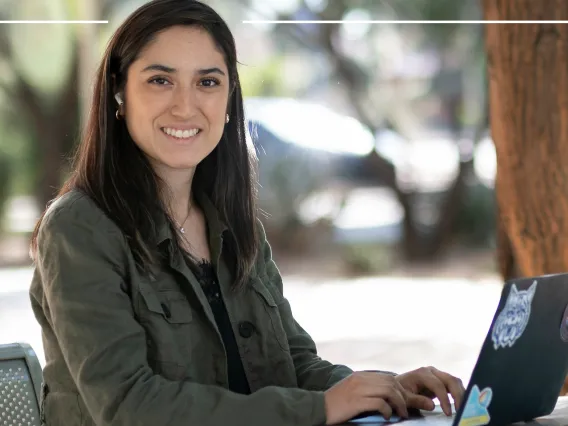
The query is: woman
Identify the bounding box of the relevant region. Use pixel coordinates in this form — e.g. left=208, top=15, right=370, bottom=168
left=29, top=0, right=465, bottom=425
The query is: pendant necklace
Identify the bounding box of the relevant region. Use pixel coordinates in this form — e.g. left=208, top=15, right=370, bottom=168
left=179, top=202, right=193, bottom=234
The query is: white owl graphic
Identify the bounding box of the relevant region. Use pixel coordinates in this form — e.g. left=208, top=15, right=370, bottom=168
left=491, top=280, right=537, bottom=350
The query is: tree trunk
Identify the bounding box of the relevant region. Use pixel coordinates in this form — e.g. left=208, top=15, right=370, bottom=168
left=16, top=78, right=79, bottom=211
left=484, top=0, right=568, bottom=394
left=22, top=54, right=80, bottom=211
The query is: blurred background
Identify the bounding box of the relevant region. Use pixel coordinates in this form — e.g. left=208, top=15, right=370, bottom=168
left=0, top=0, right=503, bottom=386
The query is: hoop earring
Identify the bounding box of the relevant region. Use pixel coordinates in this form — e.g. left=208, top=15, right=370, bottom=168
left=225, top=113, right=229, bottom=124
left=116, top=109, right=121, bottom=120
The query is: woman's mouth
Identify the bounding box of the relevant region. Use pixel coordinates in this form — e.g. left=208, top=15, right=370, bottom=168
left=161, top=127, right=201, bottom=141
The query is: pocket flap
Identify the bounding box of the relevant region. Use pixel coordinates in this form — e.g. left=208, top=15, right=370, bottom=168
left=251, top=277, right=278, bottom=307
left=139, top=286, right=164, bottom=314
left=162, top=292, right=193, bottom=324
left=139, top=284, right=192, bottom=323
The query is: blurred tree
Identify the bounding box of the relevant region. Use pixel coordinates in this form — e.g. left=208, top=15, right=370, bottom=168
left=240, top=0, right=488, bottom=261
left=0, top=0, right=131, bottom=214
left=0, top=0, right=78, bottom=212
left=484, top=0, right=568, bottom=396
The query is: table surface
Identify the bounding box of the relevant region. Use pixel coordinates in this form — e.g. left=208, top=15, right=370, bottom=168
left=340, top=397, right=568, bottom=425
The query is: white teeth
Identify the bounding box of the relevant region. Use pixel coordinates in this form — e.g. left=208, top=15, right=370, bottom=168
left=162, top=127, right=199, bottom=139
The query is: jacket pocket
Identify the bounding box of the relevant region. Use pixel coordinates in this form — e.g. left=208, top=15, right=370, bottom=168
left=139, top=287, right=193, bottom=324
left=251, top=277, right=289, bottom=352
left=137, top=281, right=195, bottom=379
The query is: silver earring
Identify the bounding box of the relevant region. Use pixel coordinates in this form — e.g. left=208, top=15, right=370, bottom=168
left=225, top=114, right=229, bottom=124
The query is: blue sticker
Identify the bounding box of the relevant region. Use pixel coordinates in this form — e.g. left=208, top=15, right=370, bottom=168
left=458, top=385, right=493, bottom=426
left=491, top=280, right=537, bottom=350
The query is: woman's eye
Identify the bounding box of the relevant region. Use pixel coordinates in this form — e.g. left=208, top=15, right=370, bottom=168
left=200, top=78, right=220, bottom=87
left=149, top=77, right=170, bottom=85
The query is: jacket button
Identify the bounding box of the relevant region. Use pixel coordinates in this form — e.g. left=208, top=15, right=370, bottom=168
left=238, top=321, right=255, bottom=338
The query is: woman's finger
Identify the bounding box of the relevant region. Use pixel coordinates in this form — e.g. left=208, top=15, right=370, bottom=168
left=431, top=368, right=466, bottom=410
left=393, top=378, right=410, bottom=404
left=405, top=391, right=436, bottom=411
left=420, top=373, right=453, bottom=416
left=361, top=383, right=408, bottom=418
left=384, top=388, right=409, bottom=418
left=359, top=375, right=409, bottom=418
left=360, top=397, right=393, bottom=420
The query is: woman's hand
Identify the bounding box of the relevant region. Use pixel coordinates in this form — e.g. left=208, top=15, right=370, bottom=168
left=324, top=371, right=409, bottom=425
left=396, top=366, right=466, bottom=416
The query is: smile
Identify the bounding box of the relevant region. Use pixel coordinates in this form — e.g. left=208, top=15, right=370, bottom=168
left=161, top=127, right=201, bottom=140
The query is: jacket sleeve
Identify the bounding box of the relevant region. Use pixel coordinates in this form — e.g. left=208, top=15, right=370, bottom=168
left=34, top=202, right=327, bottom=426
left=257, top=222, right=355, bottom=391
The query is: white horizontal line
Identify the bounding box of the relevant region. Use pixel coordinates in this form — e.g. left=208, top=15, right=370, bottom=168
left=0, top=20, right=108, bottom=24
left=243, top=20, right=568, bottom=24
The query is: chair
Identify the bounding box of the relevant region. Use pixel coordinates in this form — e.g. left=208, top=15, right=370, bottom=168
left=0, top=343, right=43, bottom=425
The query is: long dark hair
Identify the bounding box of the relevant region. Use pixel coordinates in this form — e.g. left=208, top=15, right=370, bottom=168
left=30, top=0, right=259, bottom=289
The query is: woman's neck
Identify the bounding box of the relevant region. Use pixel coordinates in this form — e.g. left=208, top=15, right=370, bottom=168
left=155, top=164, right=197, bottom=226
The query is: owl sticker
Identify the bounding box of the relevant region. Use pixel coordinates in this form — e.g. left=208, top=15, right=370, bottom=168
left=491, top=280, right=537, bottom=350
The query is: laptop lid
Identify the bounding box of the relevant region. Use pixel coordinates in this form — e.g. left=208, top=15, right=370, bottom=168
left=452, top=273, right=568, bottom=426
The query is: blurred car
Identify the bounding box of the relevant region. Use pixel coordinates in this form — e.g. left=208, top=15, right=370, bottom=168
left=244, top=97, right=496, bottom=246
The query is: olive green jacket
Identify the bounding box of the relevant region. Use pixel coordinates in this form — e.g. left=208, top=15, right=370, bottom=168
left=29, top=190, right=354, bottom=426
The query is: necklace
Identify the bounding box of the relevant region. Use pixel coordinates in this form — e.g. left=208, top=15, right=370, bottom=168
left=178, top=201, right=193, bottom=234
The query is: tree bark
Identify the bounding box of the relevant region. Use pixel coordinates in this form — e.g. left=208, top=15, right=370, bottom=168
left=484, top=0, right=568, bottom=394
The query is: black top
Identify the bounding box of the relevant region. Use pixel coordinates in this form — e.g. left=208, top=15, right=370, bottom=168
left=192, top=259, right=251, bottom=395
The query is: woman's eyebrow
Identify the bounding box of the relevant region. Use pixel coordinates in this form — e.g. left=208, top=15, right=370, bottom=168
left=141, top=63, right=226, bottom=76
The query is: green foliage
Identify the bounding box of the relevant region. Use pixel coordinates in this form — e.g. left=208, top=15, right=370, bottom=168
left=239, top=56, right=289, bottom=97
left=7, top=0, right=75, bottom=101
left=342, top=242, right=394, bottom=275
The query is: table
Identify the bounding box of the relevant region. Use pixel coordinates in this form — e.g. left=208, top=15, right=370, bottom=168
left=340, top=397, right=568, bottom=425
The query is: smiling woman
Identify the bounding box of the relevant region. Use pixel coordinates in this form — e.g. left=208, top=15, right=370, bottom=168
left=123, top=27, right=230, bottom=170
left=26, top=1, right=464, bottom=425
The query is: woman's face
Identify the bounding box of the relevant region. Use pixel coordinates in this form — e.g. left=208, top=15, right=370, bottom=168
left=121, top=25, right=230, bottom=174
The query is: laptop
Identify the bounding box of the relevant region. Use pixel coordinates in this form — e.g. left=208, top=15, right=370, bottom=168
left=349, top=273, right=568, bottom=425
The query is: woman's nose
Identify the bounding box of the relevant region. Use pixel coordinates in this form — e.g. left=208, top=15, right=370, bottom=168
left=170, top=87, right=198, bottom=119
